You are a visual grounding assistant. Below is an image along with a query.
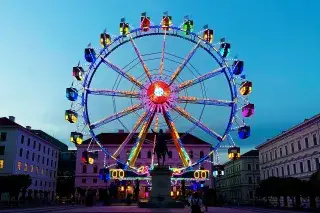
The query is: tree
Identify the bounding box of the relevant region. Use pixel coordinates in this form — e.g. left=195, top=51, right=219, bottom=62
left=282, top=177, right=303, bottom=208
left=307, top=171, right=320, bottom=209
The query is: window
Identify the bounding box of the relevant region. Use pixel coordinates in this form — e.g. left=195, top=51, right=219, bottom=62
left=51, top=160, right=53, bottom=167
left=248, top=164, right=251, bottom=170
left=200, top=151, right=204, bottom=158
left=287, top=165, right=290, bottom=175
left=0, top=146, right=5, bottom=155
left=93, top=165, right=98, bottom=173
left=147, top=151, right=151, bottom=158
left=285, top=145, right=288, bottom=155
left=38, top=143, right=41, bottom=151
left=248, top=177, right=252, bottom=184
left=256, top=164, right=259, bottom=170
left=47, top=148, right=50, bottom=155
left=54, top=171, right=56, bottom=178
left=168, top=151, right=172, bottom=158
left=21, top=135, right=24, bottom=144
left=0, top=160, right=4, bottom=169
left=271, top=169, right=274, bottom=176
left=265, top=154, right=268, bottom=161
left=300, top=162, right=304, bottom=173
left=26, top=151, right=29, bottom=159
left=316, top=158, right=320, bottom=171
left=36, top=166, right=39, bottom=174
left=305, top=137, right=309, bottom=148
left=189, top=151, right=193, bottom=159
left=274, top=150, right=277, bottom=159
left=24, top=163, right=28, bottom=172
left=35, top=180, right=37, bottom=186
left=81, top=179, right=86, bottom=183
left=30, top=165, right=33, bottom=173
left=40, top=181, right=42, bottom=186
left=17, top=161, right=21, bottom=170
left=55, top=161, right=57, bottom=168
left=27, top=138, right=30, bottom=146
left=49, top=182, right=51, bottom=187
left=291, top=143, right=294, bottom=153
left=307, top=160, right=311, bottom=172
left=263, top=171, right=266, bottom=179
left=43, top=146, right=45, bottom=153
left=37, top=155, right=40, bottom=162
left=276, top=167, right=279, bottom=176
left=298, top=141, right=301, bottom=150
left=0, top=132, right=7, bottom=141
left=280, top=148, right=282, bottom=157
left=313, top=134, right=318, bottom=146
left=82, top=165, right=87, bottom=173
left=281, top=167, right=284, bottom=177
left=19, top=148, right=23, bottom=157
left=42, top=157, right=44, bottom=164
left=47, top=158, right=49, bottom=166
left=32, top=153, right=35, bottom=161
left=33, top=141, right=36, bottom=149
left=93, top=178, right=97, bottom=184
left=52, top=150, right=54, bottom=157
left=293, top=164, right=297, bottom=174
left=269, top=152, right=272, bottom=160
left=50, top=170, right=52, bottom=177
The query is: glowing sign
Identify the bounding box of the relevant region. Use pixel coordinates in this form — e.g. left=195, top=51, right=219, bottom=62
left=110, top=169, right=125, bottom=179
left=194, top=170, right=209, bottom=179
left=137, top=166, right=149, bottom=175
left=172, top=168, right=182, bottom=176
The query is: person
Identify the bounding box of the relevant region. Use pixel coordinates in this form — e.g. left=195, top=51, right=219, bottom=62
left=189, top=192, right=203, bottom=213
left=202, top=190, right=209, bottom=212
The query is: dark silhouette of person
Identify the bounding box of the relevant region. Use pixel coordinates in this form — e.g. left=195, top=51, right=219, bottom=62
left=151, top=129, right=169, bottom=166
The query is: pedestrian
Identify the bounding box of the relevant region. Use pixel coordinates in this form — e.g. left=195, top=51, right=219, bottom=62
left=202, top=190, right=209, bottom=212
left=189, top=192, right=203, bottom=213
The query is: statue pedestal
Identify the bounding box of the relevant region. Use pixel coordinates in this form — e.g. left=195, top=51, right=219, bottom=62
left=139, top=165, right=184, bottom=208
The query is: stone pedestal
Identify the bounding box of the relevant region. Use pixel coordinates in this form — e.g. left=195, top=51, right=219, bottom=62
left=139, top=165, right=184, bottom=208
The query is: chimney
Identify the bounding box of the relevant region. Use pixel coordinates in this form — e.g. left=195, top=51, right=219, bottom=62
left=118, top=129, right=125, bottom=133
left=8, top=116, right=15, bottom=122
left=26, top=126, right=31, bottom=130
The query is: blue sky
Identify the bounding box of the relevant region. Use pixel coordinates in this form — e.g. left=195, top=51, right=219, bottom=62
left=0, top=0, right=319, bottom=162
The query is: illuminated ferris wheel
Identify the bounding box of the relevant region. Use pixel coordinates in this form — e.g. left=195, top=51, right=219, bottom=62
left=65, top=12, right=254, bottom=176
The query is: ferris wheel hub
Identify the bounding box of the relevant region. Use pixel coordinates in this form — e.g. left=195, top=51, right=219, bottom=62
left=147, top=81, right=171, bottom=104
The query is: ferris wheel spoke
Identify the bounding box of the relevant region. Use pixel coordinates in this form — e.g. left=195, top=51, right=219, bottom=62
left=112, top=111, right=150, bottom=158
left=100, top=57, right=144, bottom=89
left=169, top=40, right=201, bottom=85
left=171, top=105, right=223, bottom=142
left=86, top=88, right=140, bottom=98
left=89, top=103, right=143, bottom=130
left=162, top=110, right=192, bottom=167
left=159, top=30, right=167, bottom=75
left=178, top=66, right=226, bottom=91
left=128, top=34, right=152, bottom=82
left=178, top=96, right=234, bottom=107
left=127, top=111, right=155, bottom=167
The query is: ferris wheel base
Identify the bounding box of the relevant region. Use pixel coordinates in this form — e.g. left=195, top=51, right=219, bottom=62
left=138, top=166, right=185, bottom=209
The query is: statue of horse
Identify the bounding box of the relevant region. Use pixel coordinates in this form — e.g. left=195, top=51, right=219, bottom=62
left=152, top=129, right=169, bottom=166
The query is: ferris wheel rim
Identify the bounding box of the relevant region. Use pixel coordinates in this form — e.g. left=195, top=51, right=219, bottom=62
left=80, top=25, right=239, bottom=172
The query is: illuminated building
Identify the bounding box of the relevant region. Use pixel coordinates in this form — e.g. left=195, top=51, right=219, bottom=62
left=0, top=116, right=62, bottom=201
left=75, top=130, right=212, bottom=198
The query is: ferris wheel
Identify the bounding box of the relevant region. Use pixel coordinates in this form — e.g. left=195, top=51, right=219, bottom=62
left=65, top=12, right=254, bottom=176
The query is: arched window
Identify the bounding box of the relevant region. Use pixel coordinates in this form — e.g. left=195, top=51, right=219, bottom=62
left=82, top=165, right=87, bottom=173
left=93, top=165, right=98, bottom=173
left=189, top=151, right=193, bottom=159
left=147, top=151, right=152, bottom=158
left=168, top=151, right=172, bottom=158
left=26, top=151, right=29, bottom=159
left=20, top=148, right=23, bottom=157
left=200, top=151, right=204, bottom=158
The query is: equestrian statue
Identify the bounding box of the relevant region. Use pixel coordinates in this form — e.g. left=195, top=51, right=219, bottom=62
left=151, top=129, right=169, bottom=166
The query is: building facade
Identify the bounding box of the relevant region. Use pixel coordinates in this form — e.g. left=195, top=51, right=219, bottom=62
left=215, top=150, right=260, bottom=205
left=0, top=116, right=61, bottom=201
left=74, top=131, right=212, bottom=198
left=256, top=114, right=320, bottom=181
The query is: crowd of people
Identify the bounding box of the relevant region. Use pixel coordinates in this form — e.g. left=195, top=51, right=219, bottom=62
left=187, top=190, right=210, bottom=213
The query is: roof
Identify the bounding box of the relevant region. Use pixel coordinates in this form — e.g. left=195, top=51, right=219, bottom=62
left=256, top=113, right=320, bottom=149
left=241, top=149, right=259, bottom=157
left=0, top=117, right=62, bottom=150
left=82, top=132, right=210, bottom=146
left=32, top=130, right=68, bottom=152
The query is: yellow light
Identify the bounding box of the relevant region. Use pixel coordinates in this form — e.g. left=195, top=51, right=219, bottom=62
left=88, top=157, right=94, bottom=165
left=0, top=160, right=4, bottom=169
left=121, top=186, right=124, bottom=191
left=177, top=191, right=180, bottom=196
left=76, top=137, right=83, bottom=145
left=17, top=161, right=21, bottom=170
left=171, top=191, right=174, bottom=196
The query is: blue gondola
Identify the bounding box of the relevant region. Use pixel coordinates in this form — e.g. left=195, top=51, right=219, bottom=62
left=238, top=126, right=251, bottom=139
left=84, top=48, right=96, bottom=63
left=220, top=43, right=231, bottom=58
left=232, top=60, right=244, bottom=75
left=66, top=88, right=78, bottom=101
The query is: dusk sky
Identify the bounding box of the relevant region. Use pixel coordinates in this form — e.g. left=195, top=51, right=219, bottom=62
left=1, top=0, right=319, bottom=163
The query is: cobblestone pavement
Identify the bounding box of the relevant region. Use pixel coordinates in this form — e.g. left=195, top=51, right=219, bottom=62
left=0, top=205, right=311, bottom=213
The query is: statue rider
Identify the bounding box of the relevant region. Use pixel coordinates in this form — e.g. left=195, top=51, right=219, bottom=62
left=151, top=129, right=169, bottom=166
